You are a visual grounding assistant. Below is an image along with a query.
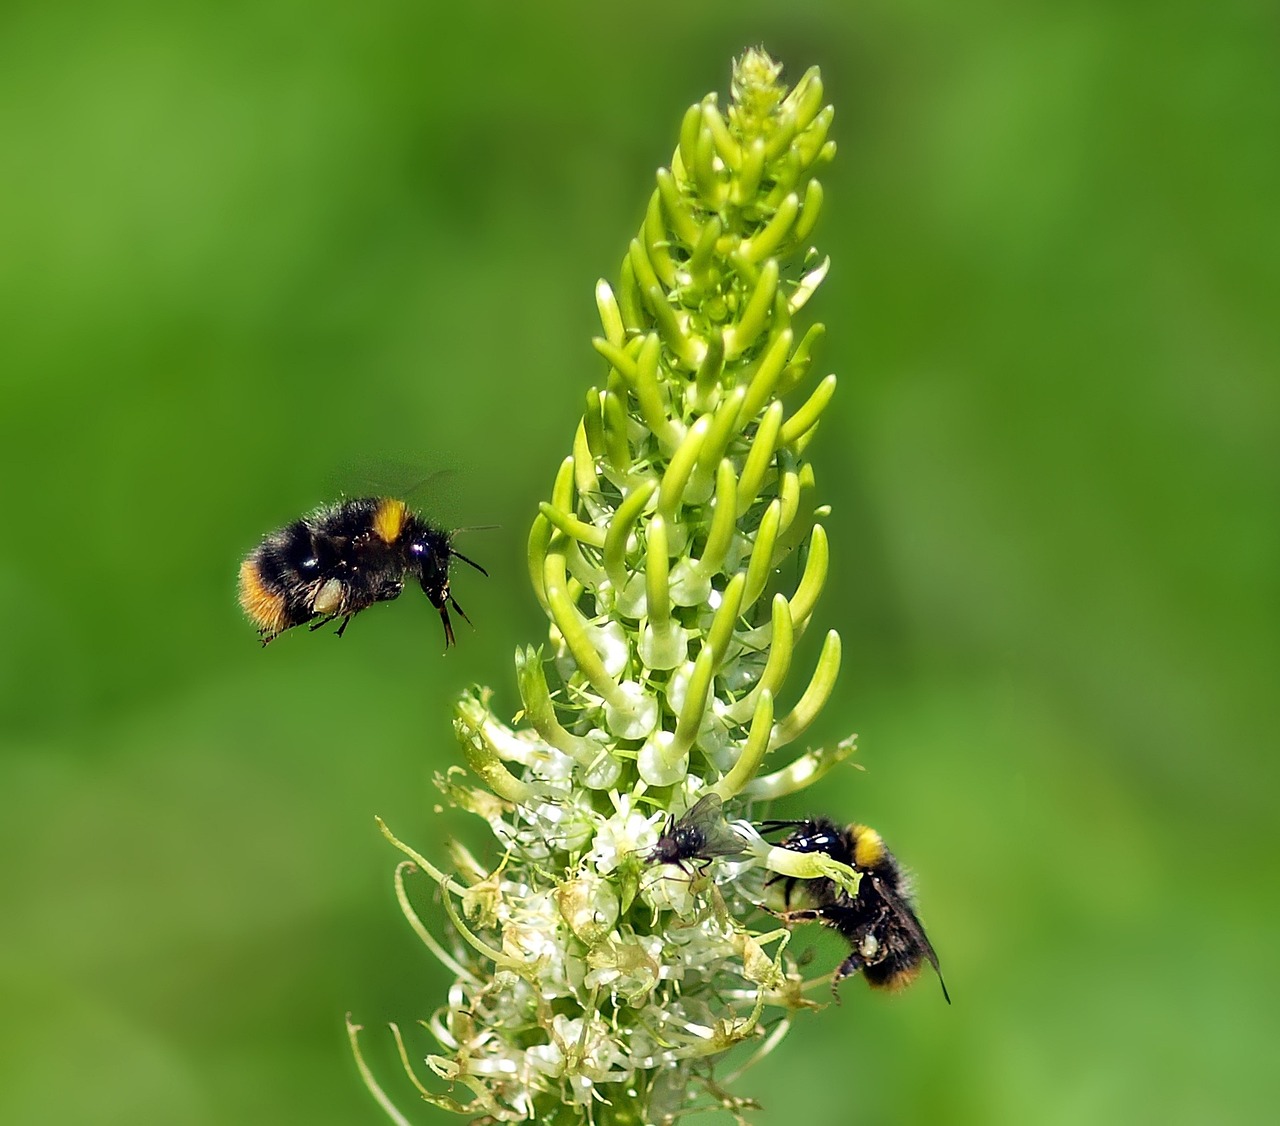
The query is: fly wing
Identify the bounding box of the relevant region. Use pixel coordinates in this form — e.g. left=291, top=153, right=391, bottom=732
left=679, top=794, right=749, bottom=859
left=871, top=874, right=951, bottom=1004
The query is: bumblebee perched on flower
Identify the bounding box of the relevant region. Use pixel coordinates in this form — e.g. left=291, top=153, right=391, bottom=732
left=761, top=817, right=950, bottom=1003
left=238, top=497, right=486, bottom=648
left=647, top=794, right=747, bottom=873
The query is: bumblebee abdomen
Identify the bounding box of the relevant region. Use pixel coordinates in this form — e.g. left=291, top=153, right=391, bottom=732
left=861, top=942, right=926, bottom=993
left=239, top=518, right=334, bottom=638
left=238, top=558, right=290, bottom=636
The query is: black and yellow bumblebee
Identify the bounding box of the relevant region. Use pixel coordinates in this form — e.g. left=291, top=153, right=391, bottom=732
left=761, top=816, right=950, bottom=1003
left=238, top=497, right=486, bottom=648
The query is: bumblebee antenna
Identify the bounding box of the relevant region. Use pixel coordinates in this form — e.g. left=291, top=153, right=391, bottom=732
left=757, top=819, right=813, bottom=834
left=450, top=548, right=489, bottom=577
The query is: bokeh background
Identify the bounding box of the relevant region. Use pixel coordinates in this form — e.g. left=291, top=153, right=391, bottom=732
left=2, top=1, right=1276, bottom=1123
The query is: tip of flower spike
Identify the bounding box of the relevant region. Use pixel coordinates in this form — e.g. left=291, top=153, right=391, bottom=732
left=732, top=48, right=784, bottom=107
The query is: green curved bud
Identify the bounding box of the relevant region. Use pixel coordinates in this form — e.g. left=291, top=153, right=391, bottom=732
left=739, top=327, right=794, bottom=421
left=792, top=105, right=835, bottom=168
left=741, top=499, right=782, bottom=611
left=676, top=102, right=703, bottom=176
left=687, top=214, right=724, bottom=297
left=638, top=516, right=689, bottom=670
left=600, top=384, right=632, bottom=475
left=692, top=388, right=745, bottom=487
left=788, top=522, right=829, bottom=628
left=539, top=501, right=606, bottom=550
left=702, top=100, right=742, bottom=169
left=780, top=372, right=837, bottom=447
left=655, top=167, right=701, bottom=247
left=452, top=694, right=534, bottom=804
left=595, top=280, right=626, bottom=347
left=672, top=646, right=717, bottom=758
left=712, top=688, right=774, bottom=800
left=778, top=321, right=824, bottom=395
left=543, top=548, right=626, bottom=703
left=724, top=258, right=779, bottom=361
left=704, top=572, right=747, bottom=664
left=527, top=512, right=553, bottom=612
left=770, top=629, right=842, bottom=749
left=603, top=477, right=656, bottom=598
left=741, top=733, right=858, bottom=801
left=723, top=594, right=793, bottom=725
left=782, top=67, right=826, bottom=133
left=741, top=193, right=799, bottom=264
left=515, top=648, right=621, bottom=790
left=643, top=193, right=678, bottom=289
left=792, top=178, right=824, bottom=245
left=581, top=387, right=606, bottom=458
left=656, top=414, right=710, bottom=521
left=736, top=400, right=784, bottom=516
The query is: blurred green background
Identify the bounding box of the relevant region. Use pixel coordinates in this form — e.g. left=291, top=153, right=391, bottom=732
left=2, top=1, right=1276, bottom=1122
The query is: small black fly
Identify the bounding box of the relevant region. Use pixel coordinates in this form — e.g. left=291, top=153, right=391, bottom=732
left=647, top=794, right=747, bottom=874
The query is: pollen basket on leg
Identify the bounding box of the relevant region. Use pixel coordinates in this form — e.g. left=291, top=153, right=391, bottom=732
left=238, top=560, right=287, bottom=635
left=312, top=578, right=345, bottom=617
left=373, top=497, right=408, bottom=543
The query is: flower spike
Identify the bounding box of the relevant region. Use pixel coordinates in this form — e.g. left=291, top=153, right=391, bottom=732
left=363, top=51, right=859, bottom=1123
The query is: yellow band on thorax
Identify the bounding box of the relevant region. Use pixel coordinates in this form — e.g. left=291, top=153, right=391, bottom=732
left=850, top=825, right=886, bottom=868
left=373, top=498, right=408, bottom=543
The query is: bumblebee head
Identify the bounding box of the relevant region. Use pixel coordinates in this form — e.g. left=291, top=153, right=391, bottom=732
left=408, top=527, right=487, bottom=649
left=409, top=533, right=451, bottom=606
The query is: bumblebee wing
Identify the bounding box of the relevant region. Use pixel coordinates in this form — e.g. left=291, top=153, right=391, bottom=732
left=871, top=875, right=951, bottom=1004
left=679, top=794, right=748, bottom=858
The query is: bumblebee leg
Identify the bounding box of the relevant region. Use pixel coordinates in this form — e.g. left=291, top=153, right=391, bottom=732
left=438, top=604, right=456, bottom=650
left=308, top=614, right=336, bottom=633
left=334, top=615, right=353, bottom=638
left=763, top=870, right=803, bottom=907
left=831, top=949, right=870, bottom=1002
left=772, top=908, right=827, bottom=924
left=448, top=594, right=474, bottom=628
left=771, top=906, right=865, bottom=1003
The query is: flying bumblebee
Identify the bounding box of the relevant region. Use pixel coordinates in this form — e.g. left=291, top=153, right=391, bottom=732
left=647, top=794, right=747, bottom=873
left=238, top=497, right=486, bottom=648
left=761, top=816, right=950, bottom=1003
